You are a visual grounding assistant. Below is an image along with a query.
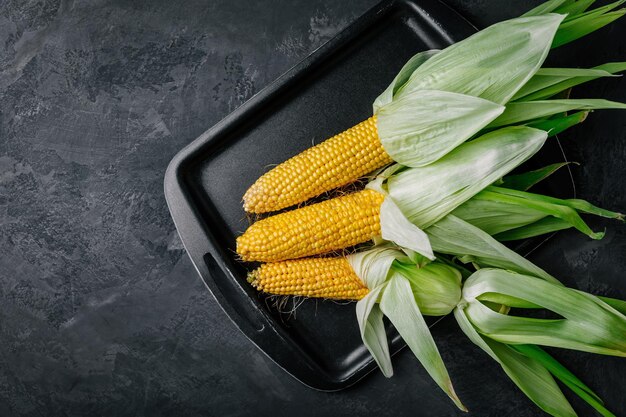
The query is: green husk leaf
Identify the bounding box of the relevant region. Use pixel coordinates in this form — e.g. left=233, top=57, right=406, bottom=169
left=454, top=308, right=577, bottom=417
left=494, top=217, right=573, bottom=241
left=395, top=14, right=564, bottom=105
left=553, top=5, right=626, bottom=48
left=355, top=285, right=393, bottom=377
left=386, top=127, right=547, bottom=228
left=526, top=111, right=589, bottom=136
left=426, top=215, right=560, bottom=284
left=501, top=162, right=573, bottom=190
left=376, top=90, right=504, bottom=167
left=489, top=99, right=626, bottom=128
left=380, top=273, right=466, bottom=411
left=514, top=63, right=626, bottom=101
left=373, top=50, right=439, bottom=112
left=463, top=269, right=626, bottom=356
left=511, top=344, right=616, bottom=417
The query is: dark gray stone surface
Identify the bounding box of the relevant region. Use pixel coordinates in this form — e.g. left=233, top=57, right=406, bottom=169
left=0, top=0, right=624, bottom=416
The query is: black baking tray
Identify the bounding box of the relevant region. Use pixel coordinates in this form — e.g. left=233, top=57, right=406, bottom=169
left=164, top=0, right=481, bottom=391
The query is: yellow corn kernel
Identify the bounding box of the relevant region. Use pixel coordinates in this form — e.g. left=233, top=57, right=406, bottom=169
left=237, top=189, right=385, bottom=262
left=248, top=257, right=369, bottom=300
left=243, top=116, right=392, bottom=213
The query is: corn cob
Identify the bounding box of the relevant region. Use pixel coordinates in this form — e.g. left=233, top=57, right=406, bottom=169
left=243, top=116, right=392, bottom=213
left=237, top=189, right=384, bottom=262
left=248, top=257, right=368, bottom=300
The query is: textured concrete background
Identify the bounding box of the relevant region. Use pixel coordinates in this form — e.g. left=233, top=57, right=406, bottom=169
left=1, top=0, right=625, bottom=416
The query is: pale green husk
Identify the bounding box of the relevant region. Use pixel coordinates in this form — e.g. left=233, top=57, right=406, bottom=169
left=379, top=198, right=434, bottom=259
left=376, top=90, right=504, bottom=167
left=385, top=126, right=547, bottom=228
left=394, top=15, right=563, bottom=105
left=372, top=50, right=439, bottom=112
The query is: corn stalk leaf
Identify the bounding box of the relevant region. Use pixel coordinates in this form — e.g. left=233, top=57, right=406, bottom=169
left=490, top=98, right=626, bottom=127
left=463, top=269, right=626, bottom=356
left=426, top=214, right=560, bottom=284
left=395, top=15, right=563, bottom=105
left=377, top=90, right=504, bottom=167
left=451, top=198, right=547, bottom=236
left=387, top=126, right=547, bottom=228
left=472, top=186, right=611, bottom=239
left=598, top=296, right=626, bottom=315
left=380, top=273, right=466, bottom=411
left=514, top=62, right=626, bottom=101
left=454, top=308, right=577, bottom=417
left=373, top=50, right=439, bottom=112
left=552, top=0, right=626, bottom=47
left=486, top=186, right=624, bottom=220
left=355, top=285, right=393, bottom=377
left=494, top=216, right=573, bottom=241
left=511, top=344, right=616, bottom=417
left=526, top=111, right=589, bottom=136
left=501, top=162, right=572, bottom=191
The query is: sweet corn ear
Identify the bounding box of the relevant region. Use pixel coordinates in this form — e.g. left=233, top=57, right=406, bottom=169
left=237, top=189, right=385, bottom=262
left=243, top=116, right=392, bottom=213
left=248, top=257, right=369, bottom=300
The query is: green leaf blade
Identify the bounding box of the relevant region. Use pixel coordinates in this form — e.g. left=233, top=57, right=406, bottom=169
left=525, top=111, right=588, bottom=136
left=494, top=217, right=573, bottom=241
left=501, top=162, right=573, bottom=191
left=490, top=99, right=626, bottom=128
